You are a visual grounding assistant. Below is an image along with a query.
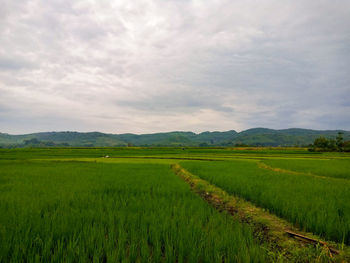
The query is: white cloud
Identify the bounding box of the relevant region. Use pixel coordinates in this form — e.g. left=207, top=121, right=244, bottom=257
left=0, top=0, right=349, bottom=134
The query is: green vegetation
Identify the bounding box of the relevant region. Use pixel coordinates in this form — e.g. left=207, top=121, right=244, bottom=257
left=1, top=147, right=349, bottom=262
left=0, top=160, right=266, bottom=262
left=262, top=159, right=350, bottom=179
left=172, top=163, right=340, bottom=262
left=0, top=147, right=315, bottom=161
left=181, top=160, right=350, bottom=244
left=1, top=128, right=349, bottom=147
left=309, top=132, right=350, bottom=152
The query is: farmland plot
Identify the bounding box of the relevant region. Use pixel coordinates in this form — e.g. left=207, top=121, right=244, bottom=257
left=181, top=160, right=350, bottom=244
left=0, top=161, right=266, bottom=262
left=262, top=158, right=350, bottom=180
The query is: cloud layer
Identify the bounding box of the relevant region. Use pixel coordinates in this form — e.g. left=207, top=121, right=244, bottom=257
left=1, top=0, right=349, bottom=134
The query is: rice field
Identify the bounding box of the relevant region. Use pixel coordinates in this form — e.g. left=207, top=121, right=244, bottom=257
left=0, top=148, right=349, bottom=262
left=262, top=158, right=350, bottom=179
left=0, top=160, right=266, bottom=262
left=181, top=160, right=350, bottom=244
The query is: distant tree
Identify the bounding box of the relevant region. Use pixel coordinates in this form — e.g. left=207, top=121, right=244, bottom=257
left=343, top=141, right=350, bottom=152
left=310, top=136, right=337, bottom=152
left=24, top=138, right=41, bottom=145
left=313, top=137, right=329, bottom=149
left=328, top=139, right=337, bottom=151
left=44, top=141, right=55, bottom=147
left=336, top=132, right=344, bottom=151
left=235, top=143, right=250, bottom=147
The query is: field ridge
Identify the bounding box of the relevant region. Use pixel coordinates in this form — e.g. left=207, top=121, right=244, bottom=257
left=257, top=162, right=349, bottom=181
left=171, top=163, right=349, bottom=262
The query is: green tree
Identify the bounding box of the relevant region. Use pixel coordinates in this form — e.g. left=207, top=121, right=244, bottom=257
left=313, top=137, right=329, bottom=149
left=336, top=132, right=344, bottom=151
left=24, top=138, right=41, bottom=145
left=343, top=141, right=350, bottom=152
left=311, top=136, right=339, bottom=152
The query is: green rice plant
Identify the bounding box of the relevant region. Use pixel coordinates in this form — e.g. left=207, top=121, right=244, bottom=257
left=0, top=147, right=337, bottom=161
left=262, top=158, right=350, bottom=179
left=181, top=160, right=350, bottom=244
left=0, top=160, right=266, bottom=262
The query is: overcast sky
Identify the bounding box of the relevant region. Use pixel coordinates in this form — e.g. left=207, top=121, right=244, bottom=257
left=0, top=0, right=349, bottom=134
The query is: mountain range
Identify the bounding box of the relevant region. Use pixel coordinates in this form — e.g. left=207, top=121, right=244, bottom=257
left=1, top=128, right=349, bottom=148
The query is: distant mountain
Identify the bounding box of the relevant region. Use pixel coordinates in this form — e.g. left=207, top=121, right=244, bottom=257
left=233, top=128, right=350, bottom=146
left=0, top=128, right=349, bottom=148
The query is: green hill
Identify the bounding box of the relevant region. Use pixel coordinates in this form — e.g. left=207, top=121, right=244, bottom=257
left=1, top=128, right=349, bottom=148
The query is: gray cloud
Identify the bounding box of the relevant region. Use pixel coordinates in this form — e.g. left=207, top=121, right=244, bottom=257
left=0, top=0, right=349, bottom=134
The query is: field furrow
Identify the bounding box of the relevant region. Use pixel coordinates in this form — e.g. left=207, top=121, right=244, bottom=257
left=261, top=159, right=350, bottom=180
left=171, top=163, right=346, bottom=262
left=180, top=160, right=350, bottom=245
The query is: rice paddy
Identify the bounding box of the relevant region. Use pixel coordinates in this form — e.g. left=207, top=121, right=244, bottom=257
left=0, top=147, right=349, bottom=262
left=181, top=160, right=350, bottom=245
left=262, top=158, right=350, bottom=179
left=0, top=161, right=267, bottom=262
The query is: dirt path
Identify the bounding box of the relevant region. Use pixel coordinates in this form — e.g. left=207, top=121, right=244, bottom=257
left=171, top=163, right=349, bottom=262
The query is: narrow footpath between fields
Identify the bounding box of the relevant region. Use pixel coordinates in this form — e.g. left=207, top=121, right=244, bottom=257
left=257, top=162, right=349, bottom=181
left=171, top=163, right=350, bottom=262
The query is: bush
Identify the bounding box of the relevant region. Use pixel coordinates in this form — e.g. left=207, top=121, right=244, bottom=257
left=309, top=133, right=343, bottom=152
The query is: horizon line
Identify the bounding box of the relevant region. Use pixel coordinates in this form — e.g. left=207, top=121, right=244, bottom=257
left=1, top=127, right=349, bottom=136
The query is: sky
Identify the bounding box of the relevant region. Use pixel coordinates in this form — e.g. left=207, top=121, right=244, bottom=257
left=0, top=0, right=349, bottom=134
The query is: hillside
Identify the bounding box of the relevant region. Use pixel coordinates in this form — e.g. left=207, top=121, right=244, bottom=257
left=0, top=128, right=349, bottom=148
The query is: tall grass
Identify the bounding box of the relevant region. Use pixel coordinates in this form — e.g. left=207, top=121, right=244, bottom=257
left=181, top=160, right=350, bottom=244
left=0, top=160, right=266, bottom=262
left=262, top=159, right=350, bottom=179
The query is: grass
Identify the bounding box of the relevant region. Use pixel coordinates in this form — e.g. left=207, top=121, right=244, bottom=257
left=172, top=163, right=342, bottom=262
left=181, top=159, right=350, bottom=245
left=0, top=147, right=345, bottom=161
left=262, top=159, right=350, bottom=179
left=1, top=147, right=350, bottom=262
left=0, top=160, right=267, bottom=262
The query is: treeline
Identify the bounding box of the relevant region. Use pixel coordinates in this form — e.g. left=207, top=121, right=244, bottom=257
left=309, top=132, right=350, bottom=152
left=1, top=138, right=70, bottom=149
left=1, top=129, right=350, bottom=148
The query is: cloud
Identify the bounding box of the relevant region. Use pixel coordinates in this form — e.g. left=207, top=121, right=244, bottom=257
left=0, top=0, right=349, bottom=134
